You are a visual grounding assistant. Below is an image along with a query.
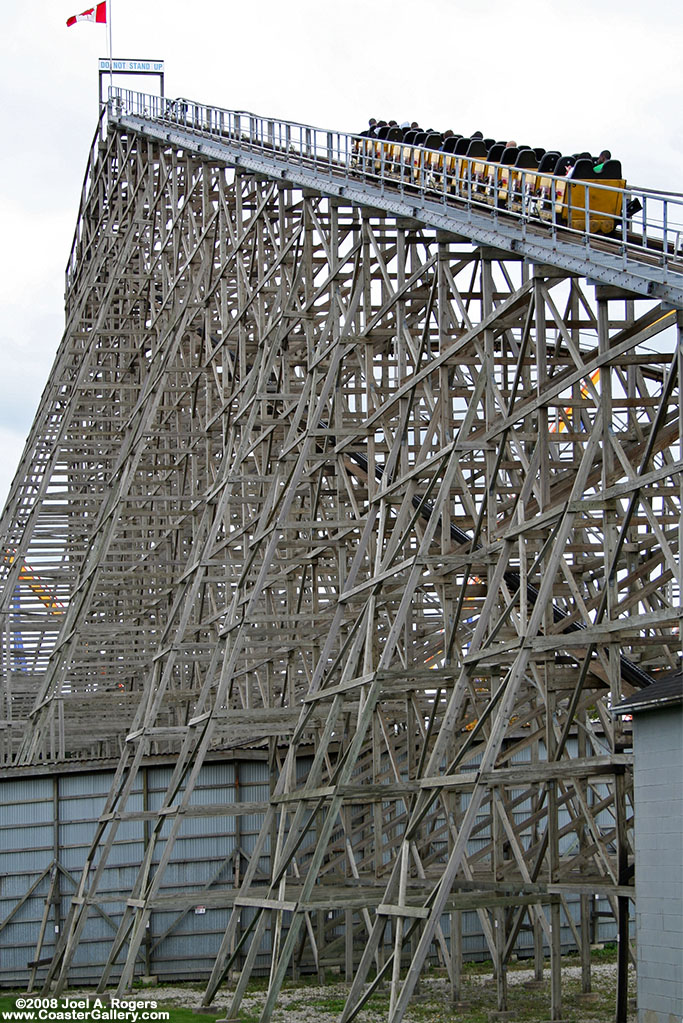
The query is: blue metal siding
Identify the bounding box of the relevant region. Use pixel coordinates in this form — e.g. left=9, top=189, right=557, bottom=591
left=0, top=762, right=250, bottom=986
left=1, top=752, right=622, bottom=987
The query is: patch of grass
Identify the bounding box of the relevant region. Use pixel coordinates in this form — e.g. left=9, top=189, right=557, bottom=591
left=159, top=1007, right=223, bottom=1023
left=365, top=993, right=391, bottom=1013
left=233, top=1012, right=261, bottom=1023
left=590, top=942, right=618, bottom=962
left=309, top=995, right=348, bottom=1012
left=1, top=948, right=633, bottom=1023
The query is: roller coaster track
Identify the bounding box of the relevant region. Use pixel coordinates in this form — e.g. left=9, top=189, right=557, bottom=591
left=1, top=89, right=680, bottom=1023
left=104, top=91, right=683, bottom=307
left=113, top=87, right=670, bottom=691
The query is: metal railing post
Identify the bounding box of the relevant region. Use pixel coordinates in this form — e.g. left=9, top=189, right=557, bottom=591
left=642, top=197, right=648, bottom=250
left=105, top=89, right=683, bottom=290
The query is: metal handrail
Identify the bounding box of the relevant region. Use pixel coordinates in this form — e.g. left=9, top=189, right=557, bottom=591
left=69, top=88, right=683, bottom=295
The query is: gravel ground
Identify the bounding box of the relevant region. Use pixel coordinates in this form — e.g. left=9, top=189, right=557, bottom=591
left=77, top=959, right=635, bottom=1023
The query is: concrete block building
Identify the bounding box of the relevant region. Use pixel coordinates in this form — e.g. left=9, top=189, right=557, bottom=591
left=616, top=673, right=683, bottom=1023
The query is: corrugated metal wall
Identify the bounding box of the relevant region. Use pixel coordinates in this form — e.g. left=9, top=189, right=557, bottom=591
left=0, top=757, right=273, bottom=987
left=0, top=755, right=618, bottom=988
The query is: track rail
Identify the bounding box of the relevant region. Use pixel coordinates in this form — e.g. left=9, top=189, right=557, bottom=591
left=94, top=89, right=683, bottom=309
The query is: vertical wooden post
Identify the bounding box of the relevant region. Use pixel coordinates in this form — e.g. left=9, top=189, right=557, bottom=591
left=615, top=769, right=629, bottom=1023
left=345, top=909, right=354, bottom=983
left=449, top=910, right=463, bottom=1004
left=3, top=122, right=677, bottom=1023
left=533, top=912, right=544, bottom=984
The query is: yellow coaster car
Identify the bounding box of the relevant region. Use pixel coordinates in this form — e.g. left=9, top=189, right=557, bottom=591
left=559, top=159, right=626, bottom=235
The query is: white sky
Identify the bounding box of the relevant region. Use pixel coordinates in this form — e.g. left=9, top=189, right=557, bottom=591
left=1, top=0, right=681, bottom=505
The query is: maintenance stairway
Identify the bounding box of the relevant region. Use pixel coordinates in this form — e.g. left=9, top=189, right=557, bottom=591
left=0, top=91, right=681, bottom=1023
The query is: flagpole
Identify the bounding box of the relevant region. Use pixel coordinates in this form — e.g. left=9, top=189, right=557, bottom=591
left=108, top=0, right=113, bottom=96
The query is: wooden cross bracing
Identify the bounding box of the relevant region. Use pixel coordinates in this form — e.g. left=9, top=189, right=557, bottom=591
left=0, top=123, right=680, bottom=1022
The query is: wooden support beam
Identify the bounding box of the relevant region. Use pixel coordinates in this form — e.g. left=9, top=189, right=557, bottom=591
left=0, top=123, right=678, bottom=1023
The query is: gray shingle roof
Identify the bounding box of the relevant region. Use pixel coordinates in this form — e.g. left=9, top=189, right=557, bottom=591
left=614, top=670, right=683, bottom=715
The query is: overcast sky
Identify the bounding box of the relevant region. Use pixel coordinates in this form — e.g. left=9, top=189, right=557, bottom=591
left=1, top=0, right=681, bottom=505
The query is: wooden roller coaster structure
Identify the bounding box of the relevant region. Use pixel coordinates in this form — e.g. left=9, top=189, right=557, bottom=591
left=0, top=94, right=681, bottom=1022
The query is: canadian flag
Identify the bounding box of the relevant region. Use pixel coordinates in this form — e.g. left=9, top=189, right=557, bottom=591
left=66, top=2, right=106, bottom=26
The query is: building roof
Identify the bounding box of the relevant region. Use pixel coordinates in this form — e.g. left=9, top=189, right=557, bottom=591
left=614, top=670, right=683, bottom=715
